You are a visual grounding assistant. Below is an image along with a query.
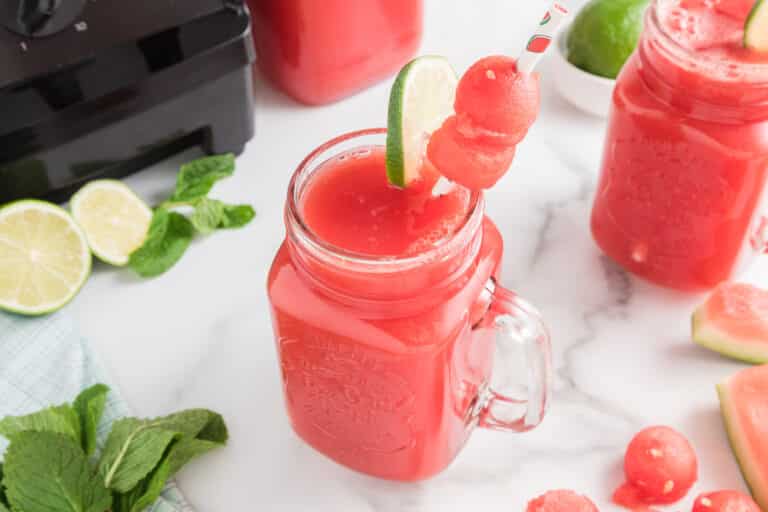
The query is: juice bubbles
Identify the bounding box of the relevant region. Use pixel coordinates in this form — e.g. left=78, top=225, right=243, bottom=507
left=267, top=130, right=551, bottom=480
left=590, top=0, right=768, bottom=291
left=248, top=0, right=423, bottom=105
left=301, top=147, right=470, bottom=256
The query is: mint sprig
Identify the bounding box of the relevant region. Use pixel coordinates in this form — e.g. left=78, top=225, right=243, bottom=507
left=0, top=403, right=81, bottom=442
left=167, top=154, right=236, bottom=204
left=128, top=154, right=255, bottom=277
left=98, top=418, right=181, bottom=493
left=0, top=464, right=8, bottom=511
left=0, top=385, right=228, bottom=512
left=4, top=432, right=112, bottom=512
left=73, top=383, right=109, bottom=457
left=128, top=210, right=194, bottom=278
left=113, top=456, right=171, bottom=512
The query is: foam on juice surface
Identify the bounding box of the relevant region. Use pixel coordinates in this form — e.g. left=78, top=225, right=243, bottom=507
left=301, top=146, right=471, bottom=258
left=656, top=0, right=768, bottom=76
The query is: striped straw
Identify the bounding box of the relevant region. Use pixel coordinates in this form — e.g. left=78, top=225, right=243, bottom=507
left=517, top=2, right=570, bottom=74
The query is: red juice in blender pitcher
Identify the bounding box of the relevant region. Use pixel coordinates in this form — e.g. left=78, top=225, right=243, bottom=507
left=248, top=0, right=423, bottom=104
left=591, top=0, right=768, bottom=290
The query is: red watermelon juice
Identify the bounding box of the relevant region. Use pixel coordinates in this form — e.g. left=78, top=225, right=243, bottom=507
left=248, top=0, right=423, bottom=105
left=591, top=0, right=768, bottom=291
left=267, top=129, right=550, bottom=480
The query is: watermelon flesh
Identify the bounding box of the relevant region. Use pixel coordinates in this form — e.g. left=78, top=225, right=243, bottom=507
left=717, top=365, right=768, bottom=510
left=426, top=116, right=517, bottom=191
left=613, top=426, right=698, bottom=507
left=526, top=490, right=599, bottom=512
left=425, top=55, right=540, bottom=191
left=692, top=283, right=768, bottom=364
left=692, top=490, right=761, bottom=512
left=454, top=55, right=540, bottom=143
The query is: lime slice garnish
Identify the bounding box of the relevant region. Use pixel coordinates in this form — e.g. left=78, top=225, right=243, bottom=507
left=70, top=179, right=152, bottom=266
left=0, top=200, right=91, bottom=315
left=386, top=56, right=458, bottom=188
left=745, top=0, right=768, bottom=51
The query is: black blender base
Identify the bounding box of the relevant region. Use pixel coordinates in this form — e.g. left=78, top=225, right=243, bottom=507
left=0, top=67, right=254, bottom=204
left=0, top=1, right=255, bottom=204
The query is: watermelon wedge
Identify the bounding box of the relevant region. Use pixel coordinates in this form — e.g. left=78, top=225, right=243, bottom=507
left=717, top=365, right=768, bottom=510
left=692, top=283, right=768, bottom=364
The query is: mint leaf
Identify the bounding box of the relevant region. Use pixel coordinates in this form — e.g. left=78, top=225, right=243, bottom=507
left=190, top=198, right=225, bottom=235
left=0, top=464, right=8, bottom=508
left=97, top=418, right=181, bottom=493
left=154, top=409, right=228, bottom=475
left=4, top=432, right=112, bottom=512
left=169, top=154, right=235, bottom=203
left=219, top=204, right=255, bottom=229
left=191, top=200, right=254, bottom=234
left=73, top=384, right=110, bottom=456
left=110, top=410, right=226, bottom=512
left=113, top=455, right=171, bottom=512
left=129, top=209, right=194, bottom=278
left=0, top=502, right=8, bottom=512
left=0, top=404, right=80, bottom=442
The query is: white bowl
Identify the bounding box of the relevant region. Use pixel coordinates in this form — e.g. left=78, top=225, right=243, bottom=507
left=552, top=28, right=616, bottom=118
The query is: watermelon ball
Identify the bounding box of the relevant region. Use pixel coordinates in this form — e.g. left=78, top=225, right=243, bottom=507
left=612, top=485, right=665, bottom=510
left=454, top=55, right=540, bottom=145
left=692, top=490, right=761, bottom=512
left=615, top=426, right=698, bottom=507
left=526, top=490, right=600, bottom=512
left=426, top=115, right=517, bottom=191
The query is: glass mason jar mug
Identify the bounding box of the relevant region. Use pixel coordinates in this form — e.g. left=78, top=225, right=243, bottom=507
left=591, top=0, right=768, bottom=291
left=267, top=129, right=552, bottom=481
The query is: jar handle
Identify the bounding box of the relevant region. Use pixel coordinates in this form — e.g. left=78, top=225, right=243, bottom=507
left=474, top=279, right=553, bottom=432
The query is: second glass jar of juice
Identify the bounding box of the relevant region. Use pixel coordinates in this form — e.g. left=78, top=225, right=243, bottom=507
left=591, top=0, right=768, bottom=291
left=248, top=0, right=423, bottom=105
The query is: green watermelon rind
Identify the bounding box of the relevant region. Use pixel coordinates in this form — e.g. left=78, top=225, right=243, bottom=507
left=692, top=307, right=768, bottom=364
left=717, top=377, right=768, bottom=509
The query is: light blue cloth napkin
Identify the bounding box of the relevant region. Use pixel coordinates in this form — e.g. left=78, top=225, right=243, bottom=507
left=0, top=311, right=192, bottom=512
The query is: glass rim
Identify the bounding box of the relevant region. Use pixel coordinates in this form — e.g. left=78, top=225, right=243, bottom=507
left=647, top=0, right=768, bottom=84
left=285, top=128, right=484, bottom=271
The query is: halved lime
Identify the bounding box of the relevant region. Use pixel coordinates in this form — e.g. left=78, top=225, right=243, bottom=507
left=566, top=0, right=649, bottom=79
left=745, top=0, right=768, bottom=51
left=386, top=56, right=458, bottom=188
left=0, top=200, right=91, bottom=315
left=70, top=180, right=152, bottom=266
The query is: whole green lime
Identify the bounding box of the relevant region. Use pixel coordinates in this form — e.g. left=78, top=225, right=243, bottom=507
left=567, top=0, right=650, bottom=79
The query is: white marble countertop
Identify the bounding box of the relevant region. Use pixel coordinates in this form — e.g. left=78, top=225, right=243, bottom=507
left=69, top=0, right=765, bottom=510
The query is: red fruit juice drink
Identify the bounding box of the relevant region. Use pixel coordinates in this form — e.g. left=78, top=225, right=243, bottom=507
left=591, top=0, right=768, bottom=291
left=267, top=129, right=552, bottom=480
left=248, top=0, right=423, bottom=105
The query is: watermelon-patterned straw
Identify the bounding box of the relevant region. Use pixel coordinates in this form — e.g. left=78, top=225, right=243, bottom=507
left=517, top=2, right=570, bottom=74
